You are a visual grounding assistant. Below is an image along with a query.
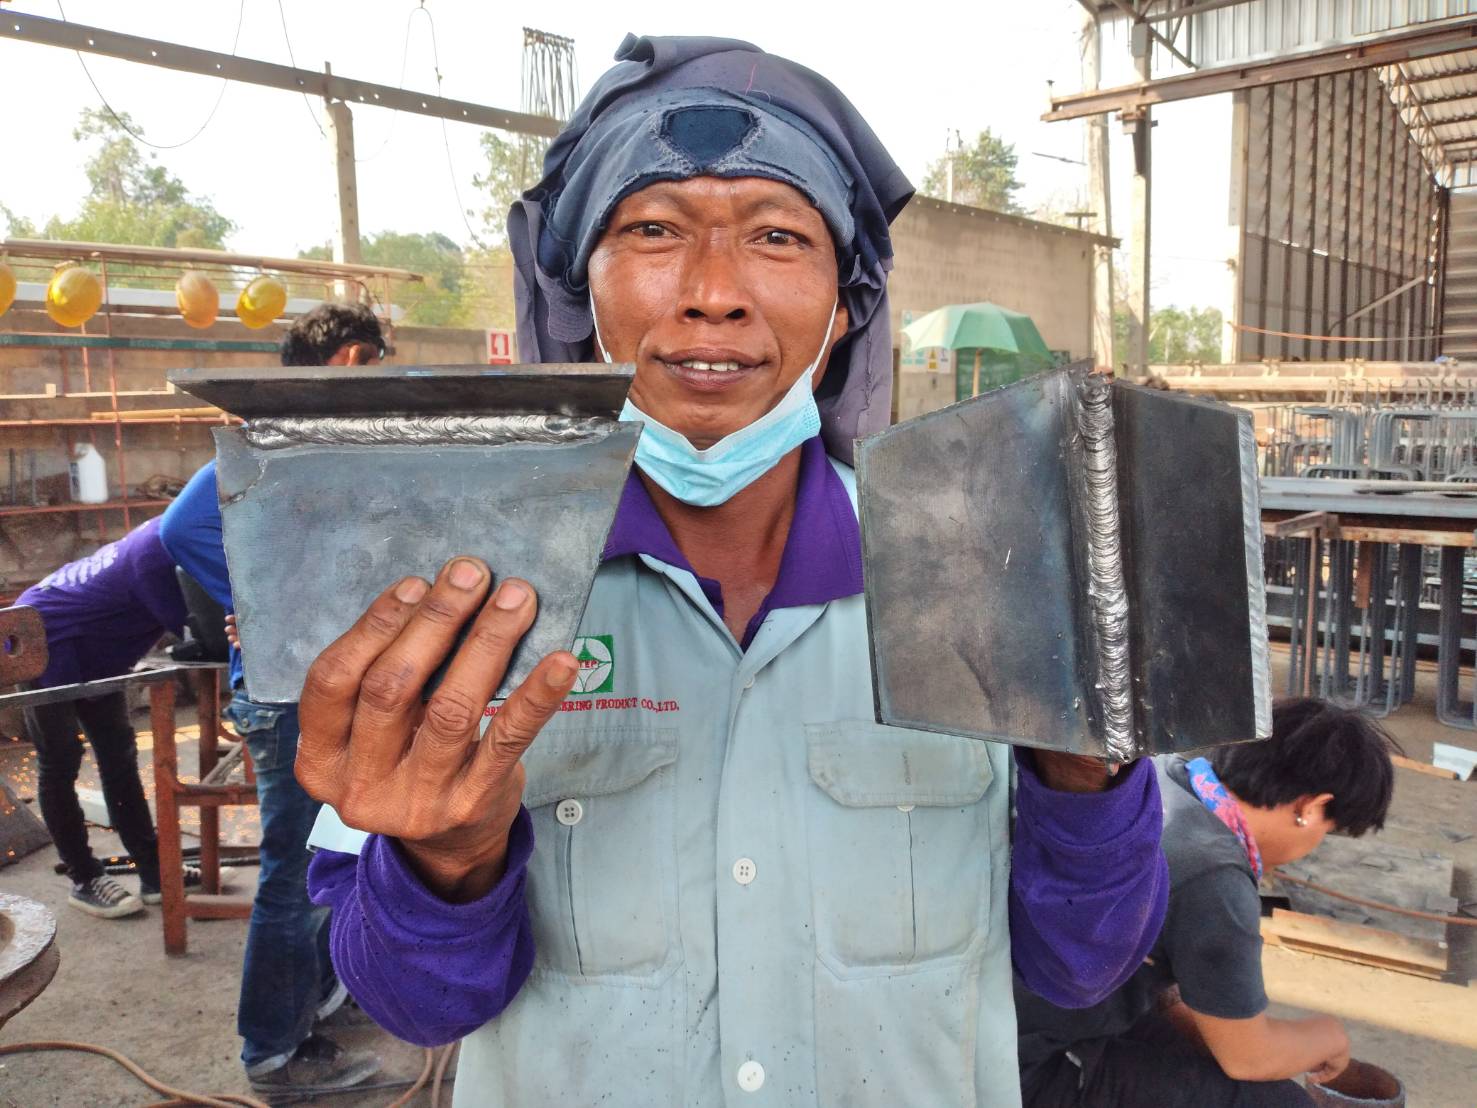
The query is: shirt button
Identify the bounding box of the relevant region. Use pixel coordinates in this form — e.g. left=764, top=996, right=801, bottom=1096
left=732, top=857, right=757, bottom=886
left=737, top=1060, right=765, bottom=1092
left=743, top=675, right=755, bottom=690
left=897, top=804, right=915, bottom=813
left=555, top=799, right=584, bottom=827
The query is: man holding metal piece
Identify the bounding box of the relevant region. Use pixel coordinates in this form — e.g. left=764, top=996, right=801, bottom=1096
left=276, top=36, right=1185, bottom=1106
left=1016, top=698, right=1400, bottom=1107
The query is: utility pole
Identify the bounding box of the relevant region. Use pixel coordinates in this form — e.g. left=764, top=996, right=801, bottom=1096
left=323, top=67, right=362, bottom=270
left=1081, top=8, right=1115, bottom=370
left=1125, top=21, right=1154, bottom=374
left=945, top=129, right=957, bottom=204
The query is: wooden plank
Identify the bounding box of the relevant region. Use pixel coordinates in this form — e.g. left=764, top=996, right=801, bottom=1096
left=1261, top=909, right=1448, bottom=978
left=1391, top=754, right=1462, bottom=779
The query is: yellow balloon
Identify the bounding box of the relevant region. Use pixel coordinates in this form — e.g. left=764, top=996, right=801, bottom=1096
left=46, top=265, right=103, bottom=328
left=236, top=275, right=287, bottom=329
left=0, top=261, right=15, bottom=317
left=176, top=270, right=220, bottom=329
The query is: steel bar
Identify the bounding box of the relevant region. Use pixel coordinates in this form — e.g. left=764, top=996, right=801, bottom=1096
left=0, top=12, right=562, bottom=138
left=1044, top=17, right=1477, bottom=121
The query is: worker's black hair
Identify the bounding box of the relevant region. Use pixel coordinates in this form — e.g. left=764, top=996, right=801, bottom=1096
left=279, top=302, right=385, bottom=366
left=1209, top=698, right=1400, bottom=837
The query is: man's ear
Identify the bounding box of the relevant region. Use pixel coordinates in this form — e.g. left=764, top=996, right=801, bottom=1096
left=1300, top=792, right=1335, bottom=823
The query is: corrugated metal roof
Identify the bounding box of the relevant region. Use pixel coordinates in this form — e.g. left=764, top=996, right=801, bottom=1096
left=1094, top=3, right=1477, bottom=182
left=1180, top=0, right=1477, bottom=67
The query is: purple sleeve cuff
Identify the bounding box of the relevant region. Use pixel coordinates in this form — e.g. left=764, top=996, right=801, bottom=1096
left=1008, top=754, right=1169, bottom=1008
left=308, top=806, right=537, bottom=1046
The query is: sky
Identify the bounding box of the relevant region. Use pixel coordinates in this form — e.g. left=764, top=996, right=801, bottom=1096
left=0, top=0, right=1232, bottom=310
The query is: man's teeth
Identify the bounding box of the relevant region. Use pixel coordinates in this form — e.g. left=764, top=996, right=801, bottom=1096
left=677, top=359, right=743, bottom=372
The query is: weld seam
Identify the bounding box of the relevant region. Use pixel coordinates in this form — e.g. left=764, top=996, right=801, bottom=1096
left=242, top=414, right=611, bottom=449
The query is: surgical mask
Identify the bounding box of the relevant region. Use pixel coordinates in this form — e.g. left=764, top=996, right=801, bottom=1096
left=591, top=294, right=839, bottom=507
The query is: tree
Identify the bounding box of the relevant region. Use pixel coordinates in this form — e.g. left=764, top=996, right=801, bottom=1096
left=919, top=130, right=1024, bottom=214
left=1113, top=304, right=1223, bottom=366
left=39, top=109, right=235, bottom=249
left=301, top=230, right=517, bottom=331
left=471, top=130, right=547, bottom=245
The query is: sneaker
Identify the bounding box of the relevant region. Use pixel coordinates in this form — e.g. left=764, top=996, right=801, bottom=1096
left=248, top=1034, right=381, bottom=1102
left=139, top=864, right=204, bottom=905
left=69, top=875, right=145, bottom=919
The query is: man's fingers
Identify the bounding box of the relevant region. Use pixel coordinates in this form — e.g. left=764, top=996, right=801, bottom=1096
left=410, top=577, right=539, bottom=768
left=345, top=558, right=492, bottom=778
left=297, top=574, right=429, bottom=791
left=467, top=650, right=579, bottom=789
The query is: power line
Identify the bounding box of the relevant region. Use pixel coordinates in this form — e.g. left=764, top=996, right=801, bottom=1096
left=274, top=0, right=326, bottom=138
left=352, top=2, right=429, bottom=164
left=55, top=0, right=245, bottom=150
left=410, top=3, right=488, bottom=250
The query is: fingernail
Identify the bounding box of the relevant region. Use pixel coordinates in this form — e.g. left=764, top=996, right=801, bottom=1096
left=448, top=559, right=483, bottom=590
left=547, top=658, right=577, bottom=687
left=395, top=577, right=428, bottom=603
left=494, top=581, right=528, bottom=610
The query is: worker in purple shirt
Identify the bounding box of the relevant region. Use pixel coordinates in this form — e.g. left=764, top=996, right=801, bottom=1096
left=295, top=36, right=1168, bottom=1106
left=17, top=516, right=200, bottom=918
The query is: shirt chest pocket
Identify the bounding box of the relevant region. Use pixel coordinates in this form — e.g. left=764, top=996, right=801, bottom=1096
left=521, top=726, right=680, bottom=985
left=806, top=721, right=996, bottom=973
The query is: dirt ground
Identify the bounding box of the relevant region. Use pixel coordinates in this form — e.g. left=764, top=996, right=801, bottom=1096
left=1, top=644, right=1474, bottom=1106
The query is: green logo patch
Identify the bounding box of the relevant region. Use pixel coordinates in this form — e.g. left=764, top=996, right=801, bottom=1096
left=569, top=635, right=614, bottom=695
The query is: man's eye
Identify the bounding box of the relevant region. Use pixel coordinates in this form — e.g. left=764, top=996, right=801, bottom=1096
left=763, top=230, right=798, bottom=246
left=632, top=222, right=668, bottom=238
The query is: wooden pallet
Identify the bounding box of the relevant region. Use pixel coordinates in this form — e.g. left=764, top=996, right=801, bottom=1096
left=1261, top=908, right=1448, bottom=979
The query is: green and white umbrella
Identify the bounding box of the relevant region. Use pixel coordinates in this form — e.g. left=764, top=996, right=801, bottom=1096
left=900, top=301, right=1052, bottom=398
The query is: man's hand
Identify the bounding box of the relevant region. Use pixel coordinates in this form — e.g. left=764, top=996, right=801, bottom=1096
left=294, top=556, right=578, bottom=903
left=225, top=613, right=240, bottom=650
left=1305, top=1035, right=1352, bottom=1086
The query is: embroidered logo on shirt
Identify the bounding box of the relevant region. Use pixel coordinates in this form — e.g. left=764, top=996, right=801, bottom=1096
left=569, top=635, right=615, bottom=694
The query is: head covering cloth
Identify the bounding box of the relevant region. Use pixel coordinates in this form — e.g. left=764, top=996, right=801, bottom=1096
left=509, top=34, right=914, bottom=464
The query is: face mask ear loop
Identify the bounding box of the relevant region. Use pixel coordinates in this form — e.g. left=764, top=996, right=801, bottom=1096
left=589, top=291, right=614, bottom=365
left=808, top=296, right=840, bottom=383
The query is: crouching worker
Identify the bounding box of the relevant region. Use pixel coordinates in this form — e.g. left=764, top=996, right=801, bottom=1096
left=1015, top=698, right=1399, bottom=1108
left=17, top=517, right=203, bottom=917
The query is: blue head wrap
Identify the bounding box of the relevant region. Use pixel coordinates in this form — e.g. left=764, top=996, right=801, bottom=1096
left=509, top=34, right=914, bottom=464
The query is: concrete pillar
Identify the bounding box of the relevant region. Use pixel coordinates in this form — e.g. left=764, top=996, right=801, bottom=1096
left=325, top=98, right=362, bottom=269
left=1081, top=9, right=1114, bottom=370
left=1223, top=90, right=1251, bottom=364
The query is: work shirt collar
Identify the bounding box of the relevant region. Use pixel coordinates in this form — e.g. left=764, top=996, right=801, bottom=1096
left=602, top=435, right=864, bottom=647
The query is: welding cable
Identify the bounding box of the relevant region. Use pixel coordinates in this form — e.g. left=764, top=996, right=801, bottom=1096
left=0, top=1040, right=267, bottom=1108
left=431, top=1041, right=459, bottom=1107
left=385, top=1047, right=436, bottom=1108
left=1274, top=872, right=1477, bottom=927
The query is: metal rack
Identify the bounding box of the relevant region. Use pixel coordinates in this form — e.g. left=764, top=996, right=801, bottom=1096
left=0, top=239, right=423, bottom=603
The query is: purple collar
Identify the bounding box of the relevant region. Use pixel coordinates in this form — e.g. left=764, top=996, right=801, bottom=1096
left=602, top=436, right=863, bottom=647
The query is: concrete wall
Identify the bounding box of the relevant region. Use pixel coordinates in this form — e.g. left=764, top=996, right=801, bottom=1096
left=0, top=309, right=486, bottom=596
left=887, top=196, right=1102, bottom=422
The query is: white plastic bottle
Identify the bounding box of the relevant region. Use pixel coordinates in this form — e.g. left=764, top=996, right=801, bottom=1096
left=69, top=443, right=109, bottom=504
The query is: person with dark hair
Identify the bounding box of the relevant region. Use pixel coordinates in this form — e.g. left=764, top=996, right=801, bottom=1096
left=17, top=518, right=203, bottom=917
left=158, top=300, right=384, bottom=1099
left=1015, top=698, right=1400, bottom=1107
left=277, top=301, right=386, bottom=368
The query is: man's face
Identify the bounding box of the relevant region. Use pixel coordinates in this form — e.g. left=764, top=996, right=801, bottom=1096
left=587, top=176, right=849, bottom=450
left=327, top=341, right=382, bottom=367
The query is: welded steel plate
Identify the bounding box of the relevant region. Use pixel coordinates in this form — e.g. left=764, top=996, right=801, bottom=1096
left=172, top=363, right=640, bottom=705
left=858, top=368, right=1269, bottom=759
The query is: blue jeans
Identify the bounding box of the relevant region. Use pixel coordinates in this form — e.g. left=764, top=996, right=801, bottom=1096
left=226, top=690, right=336, bottom=1074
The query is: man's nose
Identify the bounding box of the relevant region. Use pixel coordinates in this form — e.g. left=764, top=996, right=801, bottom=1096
left=677, top=237, right=753, bottom=324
